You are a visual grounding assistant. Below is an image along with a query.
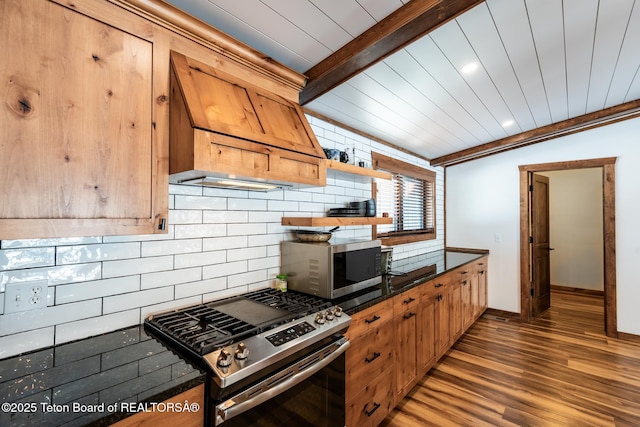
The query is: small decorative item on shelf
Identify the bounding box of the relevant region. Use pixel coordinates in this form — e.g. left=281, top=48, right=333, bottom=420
left=275, top=274, right=287, bottom=292
left=322, top=148, right=340, bottom=161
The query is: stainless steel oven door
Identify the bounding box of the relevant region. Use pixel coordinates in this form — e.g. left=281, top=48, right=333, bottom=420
left=213, top=337, right=349, bottom=427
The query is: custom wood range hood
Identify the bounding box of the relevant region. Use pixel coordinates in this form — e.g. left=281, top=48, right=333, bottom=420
left=169, top=51, right=327, bottom=191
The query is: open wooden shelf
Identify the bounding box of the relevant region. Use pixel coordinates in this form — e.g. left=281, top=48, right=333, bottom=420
left=323, top=160, right=392, bottom=180
left=282, top=216, right=393, bottom=227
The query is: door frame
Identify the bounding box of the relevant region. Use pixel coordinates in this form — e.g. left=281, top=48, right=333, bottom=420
left=518, top=157, right=617, bottom=337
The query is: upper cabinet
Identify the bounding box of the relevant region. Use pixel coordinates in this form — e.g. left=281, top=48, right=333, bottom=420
left=0, top=0, right=168, bottom=239
left=169, top=51, right=326, bottom=188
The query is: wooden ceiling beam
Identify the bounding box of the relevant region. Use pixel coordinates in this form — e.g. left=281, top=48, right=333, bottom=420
left=430, top=99, right=640, bottom=167
left=299, top=0, right=485, bottom=105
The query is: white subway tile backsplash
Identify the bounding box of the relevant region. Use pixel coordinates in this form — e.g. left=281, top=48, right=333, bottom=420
left=169, top=209, right=203, bottom=224
left=248, top=256, right=279, bottom=271
left=141, top=238, right=202, bottom=257
left=228, top=270, right=267, bottom=289
left=203, top=261, right=247, bottom=280
left=175, top=277, right=226, bottom=299
left=175, top=194, right=227, bottom=210
left=0, top=247, right=55, bottom=271
left=203, top=210, right=249, bottom=224
left=103, top=287, right=174, bottom=314
left=54, top=309, right=140, bottom=345
left=0, top=263, right=102, bottom=288
left=0, top=114, right=445, bottom=358
left=228, top=198, right=268, bottom=211
left=0, top=299, right=102, bottom=335
left=0, top=327, right=55, bottom=359
left=227, top=247, right=266, bottom=262
left=56, top=242, right=140, bottom=265
left=227, top=223, right=266, bottom=236
left=174, top=250, right=226, bottom=269
left=203, top=236, right=247, bottom=251
left=174, top=223, right=226, bottom=239
left=102, top=256, right=174, bottom=279
left=141, top=267, right=202, bottom=290
left=1, top=237, right=101, bottom=249
left=266, top=200, right=299, bottom=212
left=56, top=276, right=140, bottom=304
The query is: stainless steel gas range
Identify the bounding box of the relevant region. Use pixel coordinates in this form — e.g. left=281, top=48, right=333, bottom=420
left=144, top=289, right=351, bottom=426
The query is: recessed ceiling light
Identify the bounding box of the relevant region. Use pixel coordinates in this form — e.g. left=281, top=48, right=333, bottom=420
left=502, top=120, right=514, bottom=128
left=460, top=62, right=479, bottom=75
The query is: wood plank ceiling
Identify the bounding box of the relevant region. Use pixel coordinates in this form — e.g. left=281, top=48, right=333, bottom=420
left=164, top=0, right=640, bottom=166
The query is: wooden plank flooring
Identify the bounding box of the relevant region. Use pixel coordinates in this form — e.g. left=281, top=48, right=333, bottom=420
left=382, top=290, right=640, bottom=426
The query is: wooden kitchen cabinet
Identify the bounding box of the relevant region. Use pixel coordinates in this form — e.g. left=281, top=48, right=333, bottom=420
left=169, top=51, right=326, bottom=187
left=475, top=257, right=489, bottom=318
left=112, top=384, right=204, bottom=427
left=345, top=299, right=394, bottom=427
left=0, top=0, right=168, bottom=239
left=392, top=287, right=421, bottom=401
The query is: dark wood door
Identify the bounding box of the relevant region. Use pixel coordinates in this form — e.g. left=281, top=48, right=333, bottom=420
left=532, top=173, right=551, bottom=316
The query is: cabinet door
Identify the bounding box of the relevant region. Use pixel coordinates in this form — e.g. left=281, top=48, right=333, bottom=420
left=393, top=289, right=420, bottom=399
left=435, top=286, right=450, bottom=359
left=477, top=259, right=488, bottom=315
left=449, top=281, right=463, bottom=342
left=0, top=0, right=166, bottom=238
left=461, top=274, right=473, bottom=330
left=418, top=290, right=437, bottom=374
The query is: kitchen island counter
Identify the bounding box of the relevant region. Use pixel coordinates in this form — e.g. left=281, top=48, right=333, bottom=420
left=0, top=325, right=205, bottom=427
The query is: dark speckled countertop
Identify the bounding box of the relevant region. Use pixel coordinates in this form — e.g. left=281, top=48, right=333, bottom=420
left=0, top=325, right=205, bottom=427
left=336, top=249, right=489, bottom=314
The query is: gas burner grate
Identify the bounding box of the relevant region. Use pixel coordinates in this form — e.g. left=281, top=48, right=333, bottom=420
left=148, top=304, right=258, bottom=355
left=244, top=288, right=332, bottom=316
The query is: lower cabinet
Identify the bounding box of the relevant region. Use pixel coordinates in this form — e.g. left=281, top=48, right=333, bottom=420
left=345, top=299, right=395, bottom=427
left=345, top=255, right=489, bottom=424
left=112, top=384, right=204, bottom=427
left=393, top=287, right=421, bottom=401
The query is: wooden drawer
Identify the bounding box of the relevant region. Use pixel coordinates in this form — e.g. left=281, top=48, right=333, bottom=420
left=393, top=287, right=420, bottom=315
left=346, top=366, right=395, bottom=427
left=345, top=299, right=393, bottom=340
left=345, top=320, right=394, bottom=401
left=421, top=276, right=449, bottom=299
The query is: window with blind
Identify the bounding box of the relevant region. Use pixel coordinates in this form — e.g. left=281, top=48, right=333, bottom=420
left=372, top=152, right=436, bottom=245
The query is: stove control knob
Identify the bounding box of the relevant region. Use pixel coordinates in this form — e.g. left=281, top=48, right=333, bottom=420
left=217, top=349, right=233, bottom=367
left=235, top=342, right=249, bottom=360
left=333, top=306, right=343, bottom=317
left=325, top=310, right=334, bottom=321
left=315, top=313, right=326, bottom=325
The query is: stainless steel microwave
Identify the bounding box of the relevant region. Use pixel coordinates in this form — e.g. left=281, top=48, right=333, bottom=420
left=281, top=239, right=382, bottom=299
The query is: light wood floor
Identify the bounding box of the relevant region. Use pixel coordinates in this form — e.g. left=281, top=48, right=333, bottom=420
left=382, top=290, right=640, bottom=426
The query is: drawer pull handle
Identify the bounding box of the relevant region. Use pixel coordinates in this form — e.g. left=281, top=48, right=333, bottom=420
left=404, top=312, right=416, bottom=319
left=461, top=271, right=468, bottom=275
left=403, top=297, right=416, bottom=305
left=365, top=315, right=381, bottom=324
left=364, top=402, right=381, bottom=417
left=365, top=352, right=381, bottom=363
left=434, top=283, right=443, bottom=288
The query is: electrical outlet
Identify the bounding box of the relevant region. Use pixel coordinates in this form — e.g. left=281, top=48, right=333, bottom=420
left=3, top=280, right=48, bottom=313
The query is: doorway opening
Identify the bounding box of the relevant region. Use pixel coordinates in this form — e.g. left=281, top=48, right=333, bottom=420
left=518, top=158, right=617, bottom=338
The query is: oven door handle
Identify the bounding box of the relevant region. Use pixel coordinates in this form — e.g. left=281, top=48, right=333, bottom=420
left=215, top=338, right=350, bottom=426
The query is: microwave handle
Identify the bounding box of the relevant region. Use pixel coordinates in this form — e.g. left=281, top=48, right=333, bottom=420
left=215, top=338, right=350, bottom=426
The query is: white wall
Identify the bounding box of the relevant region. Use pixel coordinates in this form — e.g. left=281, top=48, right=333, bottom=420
left=541, top=169, right=603, bottom=291
left=446, top=116, right=640, bottom=335
left=0, top=115, right=444, bottom=359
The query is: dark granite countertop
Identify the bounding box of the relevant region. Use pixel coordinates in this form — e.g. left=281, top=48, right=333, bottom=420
left=0, top=325, right=206, bottom=427
left=336, top=248, right=489, bottom=315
